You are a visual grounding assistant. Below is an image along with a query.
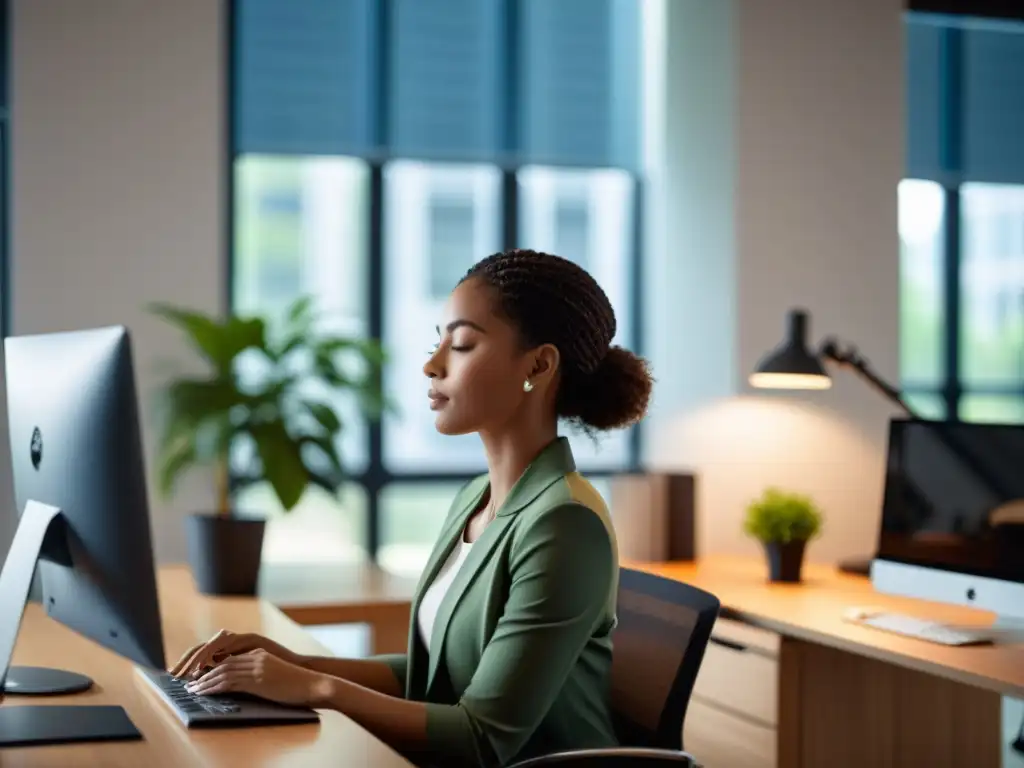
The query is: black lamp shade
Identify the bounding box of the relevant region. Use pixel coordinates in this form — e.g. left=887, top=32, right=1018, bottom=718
left=749, top=309, right=831, bottom=390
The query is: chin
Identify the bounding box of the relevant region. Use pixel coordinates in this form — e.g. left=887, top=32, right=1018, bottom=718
left=433, top=413, right=476, bottom=436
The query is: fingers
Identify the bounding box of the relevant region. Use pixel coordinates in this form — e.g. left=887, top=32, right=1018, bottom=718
left=168, top=642, right=205, bottom=677
left=187, top=656, right=257, bottom=696
left=173, top=629, right=244, bottom=679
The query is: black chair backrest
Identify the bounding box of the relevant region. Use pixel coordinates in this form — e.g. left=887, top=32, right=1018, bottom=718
left=609, top=568, right=720, bottom=751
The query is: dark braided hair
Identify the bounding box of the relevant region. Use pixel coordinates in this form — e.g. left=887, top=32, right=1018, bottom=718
left=462, top=249, right=653, bottom=431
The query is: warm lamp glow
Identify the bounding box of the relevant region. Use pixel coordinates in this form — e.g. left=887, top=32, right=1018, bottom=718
left=749, top=372, right=832, bottom=390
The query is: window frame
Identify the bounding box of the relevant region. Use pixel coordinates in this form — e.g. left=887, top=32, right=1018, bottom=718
left=902, top=21, right=1024, bottom=422
left=225, top=0, right=645, bottom=561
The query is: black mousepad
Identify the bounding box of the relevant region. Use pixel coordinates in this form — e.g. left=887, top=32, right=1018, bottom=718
left=0, top=705, right=142, bottom=748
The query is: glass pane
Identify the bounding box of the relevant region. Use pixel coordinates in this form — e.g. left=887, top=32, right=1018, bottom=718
left=379, top=482, right=466, bottom=577
left=959, top=395, right=1024, bottom=424
left=960, top=183, right=1024, bottom=386
left=242, top=481, right=368, bottom=565
left=382, top=161, right=503, bottom=472
left=518, top=166, right=636, bottom=470
left=903, top=392, right=947, bottom=420
left=898, top=179, right=945, bottom=385
left=233, top=155, right=370, bottom=472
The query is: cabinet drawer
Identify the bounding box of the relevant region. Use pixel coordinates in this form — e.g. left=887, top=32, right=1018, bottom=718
left=693, top=629, right=778, bottom=727
left=684, top=697, right=776, bottom=768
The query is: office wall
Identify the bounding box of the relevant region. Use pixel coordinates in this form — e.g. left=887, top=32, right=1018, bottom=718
left=644, top=0, right=904, bottom=563
left=4, top=0, right=225, bottom=561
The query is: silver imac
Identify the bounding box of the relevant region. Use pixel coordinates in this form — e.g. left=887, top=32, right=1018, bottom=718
left=871, top=418, right=1024, bottom=634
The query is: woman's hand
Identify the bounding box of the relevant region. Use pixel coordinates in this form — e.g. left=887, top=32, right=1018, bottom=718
left=185, top=649, right=331, bottom=707
left=169, top=629, right=304, bottom=679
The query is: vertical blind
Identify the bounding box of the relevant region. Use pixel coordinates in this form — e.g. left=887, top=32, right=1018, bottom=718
left=233, top=0, right=641, bottom=170
left=906, top=16, right=1024, bottom=184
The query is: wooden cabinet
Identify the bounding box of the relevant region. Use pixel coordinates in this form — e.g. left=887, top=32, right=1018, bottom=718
left=684, top=618, right=779, bottom=768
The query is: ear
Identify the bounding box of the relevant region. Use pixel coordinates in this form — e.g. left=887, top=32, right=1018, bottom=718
left=527, top=344, right=560, bottom=390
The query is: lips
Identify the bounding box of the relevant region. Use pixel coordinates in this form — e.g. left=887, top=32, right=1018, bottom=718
left=428, top=390, right=449, bottom=411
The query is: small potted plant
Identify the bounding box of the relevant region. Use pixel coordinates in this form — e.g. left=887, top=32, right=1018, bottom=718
left=150, top=296, right=388, bottom=596
left=743, top=487, right=823, bottom=583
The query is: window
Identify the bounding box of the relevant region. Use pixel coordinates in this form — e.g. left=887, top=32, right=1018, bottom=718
left=383, top=162, right=502, bottom=473
left=518, top=167, right=637, bottom=469
left=901, top=17, right=1024, bottom=423
left=231, top=1, right=644, bottom=570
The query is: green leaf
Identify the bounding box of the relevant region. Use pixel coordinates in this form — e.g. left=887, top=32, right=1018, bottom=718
left=250, top=422, right=307, bottom=511
left=287, top=296, right=314, bottom=325
left=163, top=379, right=244, bottom=422
left=743, top=487, right=824, bottom=544
left=306, top=469, right=340, bottom=497
left=298, top=433, right=344, bottom=477
left=149, top=303, right=266, bottom=373
left=157, top=433, right=196, bottom=498
left=305, top=401, right=342, bottom=434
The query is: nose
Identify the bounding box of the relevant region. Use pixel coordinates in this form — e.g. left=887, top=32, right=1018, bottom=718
left=423, top=345, right=444, bottom=380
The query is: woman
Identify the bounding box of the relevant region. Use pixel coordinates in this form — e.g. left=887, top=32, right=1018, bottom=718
left=171, top=249, right=654, bottom=767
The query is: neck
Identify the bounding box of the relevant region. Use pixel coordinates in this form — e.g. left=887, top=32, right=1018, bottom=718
left=478, top=421, right=558, bottom=510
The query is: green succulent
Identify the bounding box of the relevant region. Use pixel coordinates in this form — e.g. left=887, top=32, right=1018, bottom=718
left=150, top=296, right=390, bottom=516
left=743, top=487, right=824, bottom=544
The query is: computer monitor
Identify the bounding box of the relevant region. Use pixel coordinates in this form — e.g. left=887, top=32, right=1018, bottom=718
left=0, top=326, right=165, bottom=745
left=871, top=417, right=1024, bottom=631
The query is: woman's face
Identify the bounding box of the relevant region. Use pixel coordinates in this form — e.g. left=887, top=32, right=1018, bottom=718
left=422, top=278, right=533, bottom=435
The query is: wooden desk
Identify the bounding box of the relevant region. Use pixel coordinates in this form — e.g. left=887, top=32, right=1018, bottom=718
left=258, top=562, right=416, bottom=655
left=631, top=556, right=1024, bottom=768
left=3, top=568, right=416, bottom=768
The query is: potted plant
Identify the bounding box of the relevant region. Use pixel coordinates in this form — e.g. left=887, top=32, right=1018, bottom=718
left=150, top=296, right=388, bottom=596
left=743, top=487, right=823, bottom=583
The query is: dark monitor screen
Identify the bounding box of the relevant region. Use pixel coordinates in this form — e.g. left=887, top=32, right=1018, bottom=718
left=877, top=418, right=1024, bottom=584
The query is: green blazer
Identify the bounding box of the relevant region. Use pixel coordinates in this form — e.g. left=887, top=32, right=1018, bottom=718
left=375, top=437, right=620, bottom=767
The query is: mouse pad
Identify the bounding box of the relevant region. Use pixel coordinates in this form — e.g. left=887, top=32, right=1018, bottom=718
left=0, top=705, right=142, bottom=748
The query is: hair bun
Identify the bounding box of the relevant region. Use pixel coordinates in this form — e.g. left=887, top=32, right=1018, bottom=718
left=557, top=345, right=653, bottom=431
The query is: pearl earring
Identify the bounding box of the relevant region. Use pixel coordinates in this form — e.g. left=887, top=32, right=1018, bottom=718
left=523, top=379, right=534, bottom=393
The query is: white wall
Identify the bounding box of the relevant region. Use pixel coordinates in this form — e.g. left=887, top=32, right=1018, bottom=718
left=4, top=0, right=226, bottom=562
left=644, top=0, right=904, bottom=564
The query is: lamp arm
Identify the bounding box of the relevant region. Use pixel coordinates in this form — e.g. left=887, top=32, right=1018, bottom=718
left=818, top=338, right=918, bottom=417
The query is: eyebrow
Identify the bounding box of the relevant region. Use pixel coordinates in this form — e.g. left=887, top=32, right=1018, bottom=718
left=437, top=319, right=488, bottom=335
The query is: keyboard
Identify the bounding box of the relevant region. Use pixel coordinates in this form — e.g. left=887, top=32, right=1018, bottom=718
left=843, top=608, right=994, bottom=647
left=136, top=669, right=320, bottom=727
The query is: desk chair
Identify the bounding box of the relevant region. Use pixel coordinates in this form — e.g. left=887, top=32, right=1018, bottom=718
left=510, top=568, right=720, bottom=768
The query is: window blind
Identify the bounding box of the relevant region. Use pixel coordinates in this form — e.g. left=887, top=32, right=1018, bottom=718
left=389, top=0, right=505, bottom=161
left=906, top=20, right=943, bottom=181
left=235, top=0, right=378, bottom=156
left=906, top=16, right=1024, bottom=184
left=517, top=0, right=640, bottom=171
left=962, top=26, right=1024, bottom=184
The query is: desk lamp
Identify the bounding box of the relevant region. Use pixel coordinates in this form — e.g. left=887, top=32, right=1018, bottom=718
left=749, top=308, right=918, bottom=577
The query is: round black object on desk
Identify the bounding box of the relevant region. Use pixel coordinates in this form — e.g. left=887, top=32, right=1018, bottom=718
left=3, top=666, right=94, bottom=695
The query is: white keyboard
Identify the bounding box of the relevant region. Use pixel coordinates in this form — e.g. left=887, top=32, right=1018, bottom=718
left=843, top=608, right=994, bottom=646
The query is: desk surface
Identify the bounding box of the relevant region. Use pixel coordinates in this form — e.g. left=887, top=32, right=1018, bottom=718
left=5, top=568, right=415, bottom=768
left=631, top=555, right=1024, bottom=699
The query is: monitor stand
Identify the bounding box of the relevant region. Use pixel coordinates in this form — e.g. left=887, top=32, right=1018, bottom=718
left=0, top=500, right=141, bottom=747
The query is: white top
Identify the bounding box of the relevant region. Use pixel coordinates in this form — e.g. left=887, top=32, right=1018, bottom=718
left=417, top=533, right=475, bottom=652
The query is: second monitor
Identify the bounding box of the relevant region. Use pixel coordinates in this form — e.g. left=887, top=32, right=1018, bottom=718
left=871, top=417, right=1024, bottom=637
